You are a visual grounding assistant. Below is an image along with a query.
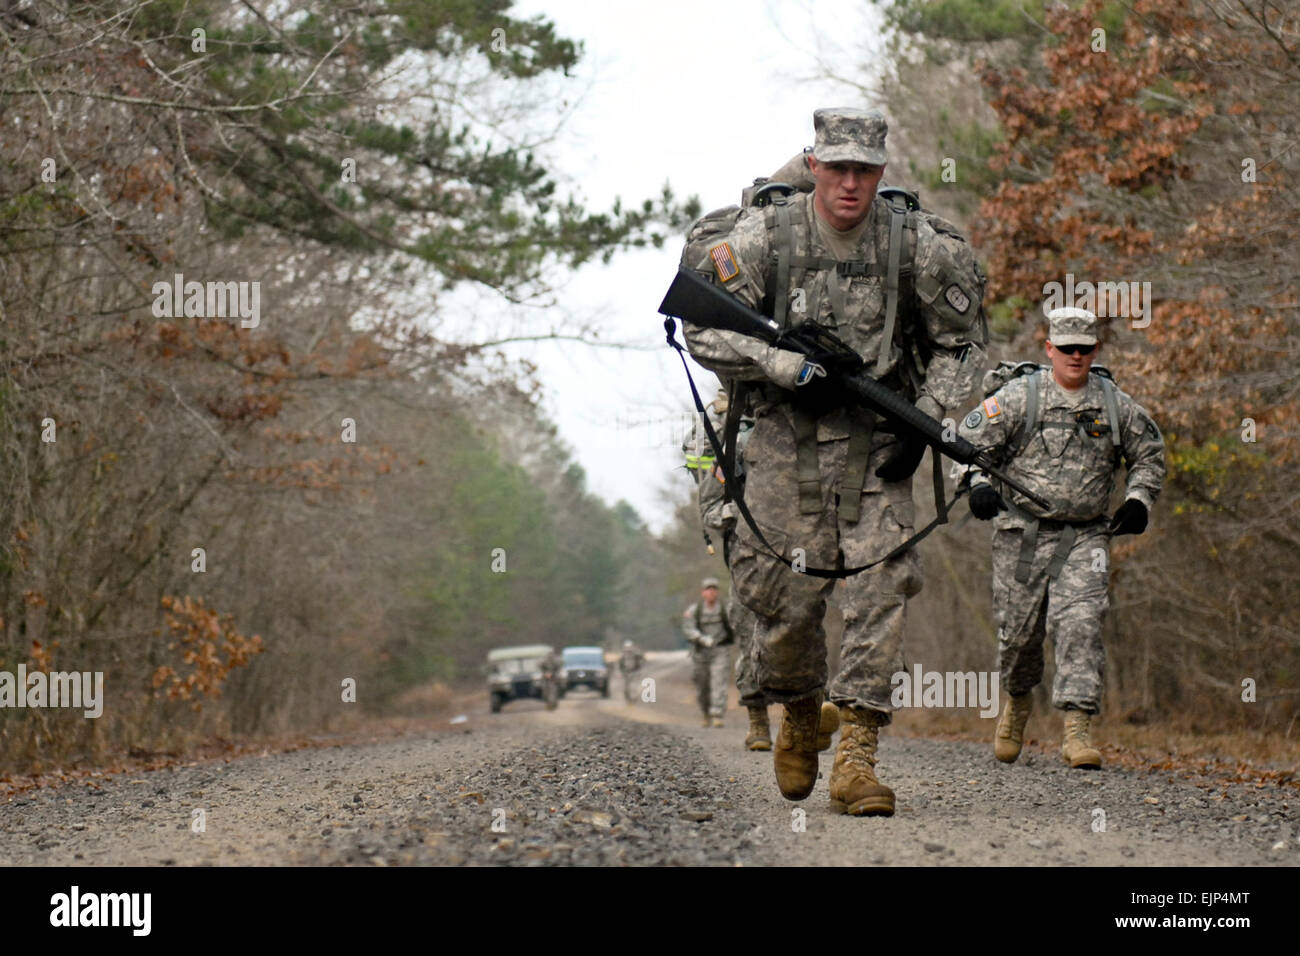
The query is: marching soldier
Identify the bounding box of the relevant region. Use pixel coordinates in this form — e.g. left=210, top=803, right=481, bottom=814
left=680, top=107, right=988, bottom=814
left=618, top=640, right=646, bottom=705
left=682, top=577, right=735, bottom=727
left=958, top=307, right=1166, bottom=768
left=682, top=389, right=774, bottom=748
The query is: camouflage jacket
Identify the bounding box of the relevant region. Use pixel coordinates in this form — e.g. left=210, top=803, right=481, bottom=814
left=957, top=370, right=1166, bottom=527
left=681, top=190, right=988, bottom=436
left=682, top=600, right=733, bottom=647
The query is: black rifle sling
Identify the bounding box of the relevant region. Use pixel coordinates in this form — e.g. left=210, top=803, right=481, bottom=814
left=719, top=380, right=748, bottom=503
left=666, top=318, right=961, bottom=580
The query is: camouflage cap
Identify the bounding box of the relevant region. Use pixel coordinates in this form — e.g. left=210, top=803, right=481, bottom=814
left=812, top=108, right=888, bottom=166
left=701, top=576, right=720, bottom=589
left=1047, top=307, right=1099, bottom=347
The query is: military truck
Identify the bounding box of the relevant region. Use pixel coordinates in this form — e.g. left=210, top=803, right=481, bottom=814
left=486, top=644, right=561, bottom=713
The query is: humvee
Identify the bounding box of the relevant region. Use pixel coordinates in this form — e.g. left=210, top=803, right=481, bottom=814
left=486, top=644, right=561, bottom=713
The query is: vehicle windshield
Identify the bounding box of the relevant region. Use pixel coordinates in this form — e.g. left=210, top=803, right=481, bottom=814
left=494, top=658, right=540, bottom=675
left=563, top=652, right=603, bottom=668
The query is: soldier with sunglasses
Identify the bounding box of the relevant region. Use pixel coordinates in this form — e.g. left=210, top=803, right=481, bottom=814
left=956, top=307, right=1166, bottom=769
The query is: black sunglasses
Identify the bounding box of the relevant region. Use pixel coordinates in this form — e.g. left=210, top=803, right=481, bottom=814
left=1054, top=343, right=1096, bottom=356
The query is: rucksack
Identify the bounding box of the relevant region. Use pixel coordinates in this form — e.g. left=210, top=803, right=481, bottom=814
left=981, top=361, right=1121, bottom=456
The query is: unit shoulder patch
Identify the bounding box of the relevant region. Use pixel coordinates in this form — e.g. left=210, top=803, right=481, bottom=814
left=944, top=283, right=971, bottom=314
left=709, top=242, right=740, bottom=283
left=963, top=409, right=983, bottom=429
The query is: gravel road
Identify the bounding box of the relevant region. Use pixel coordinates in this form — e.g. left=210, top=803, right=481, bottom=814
left=1, top=652, right=1293, bottom=866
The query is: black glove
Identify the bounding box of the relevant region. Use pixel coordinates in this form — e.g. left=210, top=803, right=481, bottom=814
left=790, top=359, right=847, bottom=418
left=968, top=483, right=1005, bottom=520
left=804, top=347, right=864, bottom=377
left=1109, top=499, right=1148, bottom=536
left=874, top=435, right=927, bottom=482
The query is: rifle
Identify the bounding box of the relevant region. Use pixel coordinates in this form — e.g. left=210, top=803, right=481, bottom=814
left=658, top=266, right=1052, bottom=511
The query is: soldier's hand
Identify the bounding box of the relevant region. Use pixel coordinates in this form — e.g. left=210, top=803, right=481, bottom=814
left=698, top=634, right=715, bottom=649
left=874, top=435, right=926, bottom=482
left=790, top=363, right=846, bottom=418
left=803, top=347, right=864, bottom=377
left=968, top=483, right=1005, bottom=520
left=1109, top=499, right=1148, bottom=536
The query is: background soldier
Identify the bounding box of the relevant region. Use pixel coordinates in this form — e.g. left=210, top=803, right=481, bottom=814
left=682, top=389, right=774, bottom=748
left=958, top=307, right=1166, bottom=768
left=681, top=107, right=988, bottom=816
left=682, top=577, right=735, bottom=727
left=539, top=648, right=562, bottom=711
left=618, top=639, right=646, bottom=705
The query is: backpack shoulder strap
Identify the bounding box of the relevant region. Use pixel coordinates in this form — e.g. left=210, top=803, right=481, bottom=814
left=772, top=198, right=794, bottom=327
left=1013, top=369, right=1042, bottom=457
left=1098, top=373, right=1122, bottom=449
left=875, top=197, right=908, bottom=376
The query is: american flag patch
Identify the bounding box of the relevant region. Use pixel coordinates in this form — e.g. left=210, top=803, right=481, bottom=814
left=983, top=396, right=1002, bottom=419
left=709, top=242, right=739, bottom=282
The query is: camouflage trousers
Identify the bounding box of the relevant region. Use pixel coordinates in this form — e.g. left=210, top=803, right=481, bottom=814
left=991, top=519, right=1110, bottom=713
left=621, top=669, right=642, bottom=703
left=692, top=643, right=734, bottom=717
left=728, top=413, right=922, bottom=719
left=720, top=541, right=764, bottom=705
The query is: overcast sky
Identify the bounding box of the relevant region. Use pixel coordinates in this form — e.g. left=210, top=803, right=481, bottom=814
left=483, top=0, right=885, bottom=532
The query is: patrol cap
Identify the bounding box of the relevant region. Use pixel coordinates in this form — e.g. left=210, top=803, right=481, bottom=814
left=701, top=577, right=721, bottom=589
left=1047, top=307, right=1099, bottom=347
left=812, top=108, right=888, bottom=166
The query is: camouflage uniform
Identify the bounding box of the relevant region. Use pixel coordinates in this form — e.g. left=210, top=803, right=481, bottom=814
left=682, top=594, right=735, bottom=718
left=957, top=316, right=1166, bottom=714
left=618, top=642, right=646, bottom=703
left=681, top=110, right=988, bottom=719
left=682, top=398, right=763, bottom=704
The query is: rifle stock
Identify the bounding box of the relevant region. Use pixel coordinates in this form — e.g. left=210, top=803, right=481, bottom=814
left=659, top=267, right=1052, bottom=511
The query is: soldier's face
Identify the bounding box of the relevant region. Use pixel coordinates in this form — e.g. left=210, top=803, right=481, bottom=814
left=809, top=157, right=884, bottom=230
left=702, top=586, right=719, bottom=602
left=1046, top=341, right=1097, bottom=389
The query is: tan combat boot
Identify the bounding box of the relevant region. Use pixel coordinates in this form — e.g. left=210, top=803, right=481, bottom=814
left=816, top=700, right=840, bottom=752
left=828, top=707, right=895, bottom=816
left=745, top=705, right=772, bottom=751
left=1061, top=710, right=1103, bottom=769
left=773, top=693, right=824, bottom=800
left=994, top=693, right=1034, bottom=763
left=710, top=715, right=726, bottom=728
